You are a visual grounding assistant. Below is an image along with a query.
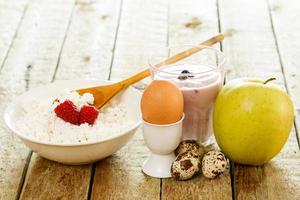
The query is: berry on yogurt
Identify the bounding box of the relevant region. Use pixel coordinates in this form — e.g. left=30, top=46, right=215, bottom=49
left=79, top=105, right=99, bottom=125
left=54, top=100, right=80, bottom=125
left=54, top=93, right=99, bottom=126
left=178, top=70, right=194, bottom=80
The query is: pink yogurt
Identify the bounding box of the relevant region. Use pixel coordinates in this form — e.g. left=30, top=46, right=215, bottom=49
left=153, top=63, right=222, bottom=144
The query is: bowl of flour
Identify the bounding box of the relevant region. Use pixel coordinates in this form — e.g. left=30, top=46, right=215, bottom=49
left=4, top=80, right=142, bottom=165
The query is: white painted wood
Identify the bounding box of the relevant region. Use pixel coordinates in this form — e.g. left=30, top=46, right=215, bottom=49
left=91, top=0, right=168, bottom=198
left=0, top=1, right=29, bottom=198
left=220, top=0, right=284, bottom=84
left=219, top=0, right=300, bottom=199
left=0, top=0, right=75, bottom=199
left=109, top=0, right=169, bottom=80
left=21, top=154, right=91, bottom=200
left=20, top=0, right=124, bottom=199
left=269, top=0, right=300, bottom=143
left=55, top=0, right=122, bottom=80
left=1, top=0, right=75, bottom=91
left=0, top=0, right=28, bottom=67
left=162, top=0, right=232, bottom=199
left=168, top=0, right=219, bottom=45
left=0, top=0, right=299, bottom=199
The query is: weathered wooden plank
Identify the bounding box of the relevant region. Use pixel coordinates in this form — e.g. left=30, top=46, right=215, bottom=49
left=109, top=0, right=169, bottom=79
left=168, top=0, right=219, bottom=45
left=18, top=0, right=123, bottom=199
left=0, top=91, right=28, bottom=200
left=0, top=0, right=84, bottom=199
left=0, top=1, right=30, bottom=199
left=55, top=0, right=122, bottom=80
left=0, top=0, right=28, bottom=68
left=1, top=1, right=298, bottom=200
left=0, top=2, right=74, bottom=199
left=0, top=0, right=75, bottom=91
left=92, top=134, right=161, bottom=199
left=91, top=0, right=168, bottom=199
left=162, top=0, right=232, bottom=199
left=20, top=154, right=91, bottom=200
left=268, top=0, right=300, bottom=144
left=219, top=0, right=300, bottom=199
left=220, top=2, right=284, bottom=83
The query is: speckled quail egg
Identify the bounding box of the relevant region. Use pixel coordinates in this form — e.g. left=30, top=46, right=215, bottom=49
left=171, top=152, right=200, bottom=181
left=202, top=150, right=227, bottom=179
left=175, top=140, right=205, bottom=159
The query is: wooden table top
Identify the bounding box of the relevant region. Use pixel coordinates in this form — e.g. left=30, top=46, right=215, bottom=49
left=0, top=0, right=299, bottom=199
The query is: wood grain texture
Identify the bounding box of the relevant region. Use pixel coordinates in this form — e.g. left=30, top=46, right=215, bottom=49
left=18, top=0, right=123, bottom=199
left=0, top=0, right=89, bottom=199
left=268, top=0, right=300, bottom=144
left=220, top=0, right=284, bottom=83
left=0, top=0, right=299, bottom=199
left=0, top=87, right=28, bottom=200
left=0, top=0, right=75, bottom=199
left=55, top=0, right=122, bottom=80
left=1, top=0, right=75, bottom=91
left=0, top=0, right=28, bottom=67
left=219, top=0, right=300, bottom=199
left=91, top=0, right=168, bottom=199
left=20, top=154, right=91, bottom=200
left=162, top=0, right=232, bottom=199
left=168, top=0, right=219, bottom=45
left=92, top=130, right=161, bottom=199
left=0, top=1, right=30, bottom=199
left=21, top=1, right=123, bottom=199
left=109, top=0, right=168, bottom=80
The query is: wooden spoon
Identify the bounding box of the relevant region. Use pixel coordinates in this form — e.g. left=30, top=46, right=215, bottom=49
left=76, top=34, right=224, bottom=109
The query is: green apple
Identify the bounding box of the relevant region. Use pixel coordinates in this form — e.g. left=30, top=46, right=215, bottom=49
left=213, top=78, right=294, bottom=166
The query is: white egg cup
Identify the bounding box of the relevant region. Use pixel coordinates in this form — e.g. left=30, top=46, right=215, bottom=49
left=142, top=115, right=184, bottom=178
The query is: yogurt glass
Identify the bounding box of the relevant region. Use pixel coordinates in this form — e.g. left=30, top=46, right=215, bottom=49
left=149, top=45, right=225, bottom=144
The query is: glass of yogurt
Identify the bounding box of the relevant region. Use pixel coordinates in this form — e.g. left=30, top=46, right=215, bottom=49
left=149, top=45, right=226, bottom=144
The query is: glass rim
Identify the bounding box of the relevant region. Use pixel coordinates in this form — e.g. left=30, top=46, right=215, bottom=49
left=148, top=44, right=226, bottom=76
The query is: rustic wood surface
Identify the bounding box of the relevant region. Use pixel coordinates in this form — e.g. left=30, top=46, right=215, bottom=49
left=162, top=1, right=232, bottom=200
left=0, top=0, right=299, bottom=199
left=0, top=1, right=30, bottom=198
left=219, top=0, right=300, bottom=200
left=92, top=0, right=166, bottom=199
left=268, top=0, right=300, bottom=143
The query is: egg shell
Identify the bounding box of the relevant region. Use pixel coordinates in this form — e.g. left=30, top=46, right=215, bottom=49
left=171, top=152, right=200, bottom=181
left=202, top=150, right=227, bottom=179
left=175, top=140, right=205, bottom=160
left=141, top=80, right=184, bottom=125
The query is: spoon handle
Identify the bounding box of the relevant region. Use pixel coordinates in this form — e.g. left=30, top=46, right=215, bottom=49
left=118, top=34, right=224, bottom=88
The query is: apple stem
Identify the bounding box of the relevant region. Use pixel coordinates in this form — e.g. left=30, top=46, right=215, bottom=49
left=264, top=77, right=276, bottom=84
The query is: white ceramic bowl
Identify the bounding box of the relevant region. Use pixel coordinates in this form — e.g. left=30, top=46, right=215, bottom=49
left=4, top=80, right=142, bottom=165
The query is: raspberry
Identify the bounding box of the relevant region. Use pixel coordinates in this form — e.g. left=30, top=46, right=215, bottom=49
left=79, top=105, right=99, bottom=125
left=54, top=100, right=80, bottom=125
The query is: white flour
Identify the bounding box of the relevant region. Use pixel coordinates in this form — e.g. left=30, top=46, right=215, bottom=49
left=16, top=92, right=135, bottom=144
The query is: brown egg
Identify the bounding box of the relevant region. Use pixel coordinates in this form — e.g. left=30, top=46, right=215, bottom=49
left=141, top=80, right=184, bottom=124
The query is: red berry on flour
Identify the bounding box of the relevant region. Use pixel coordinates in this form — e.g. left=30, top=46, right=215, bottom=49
left=79, top=105, right=99, bottom=125
left=54, top=100, right=80, bottom=125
